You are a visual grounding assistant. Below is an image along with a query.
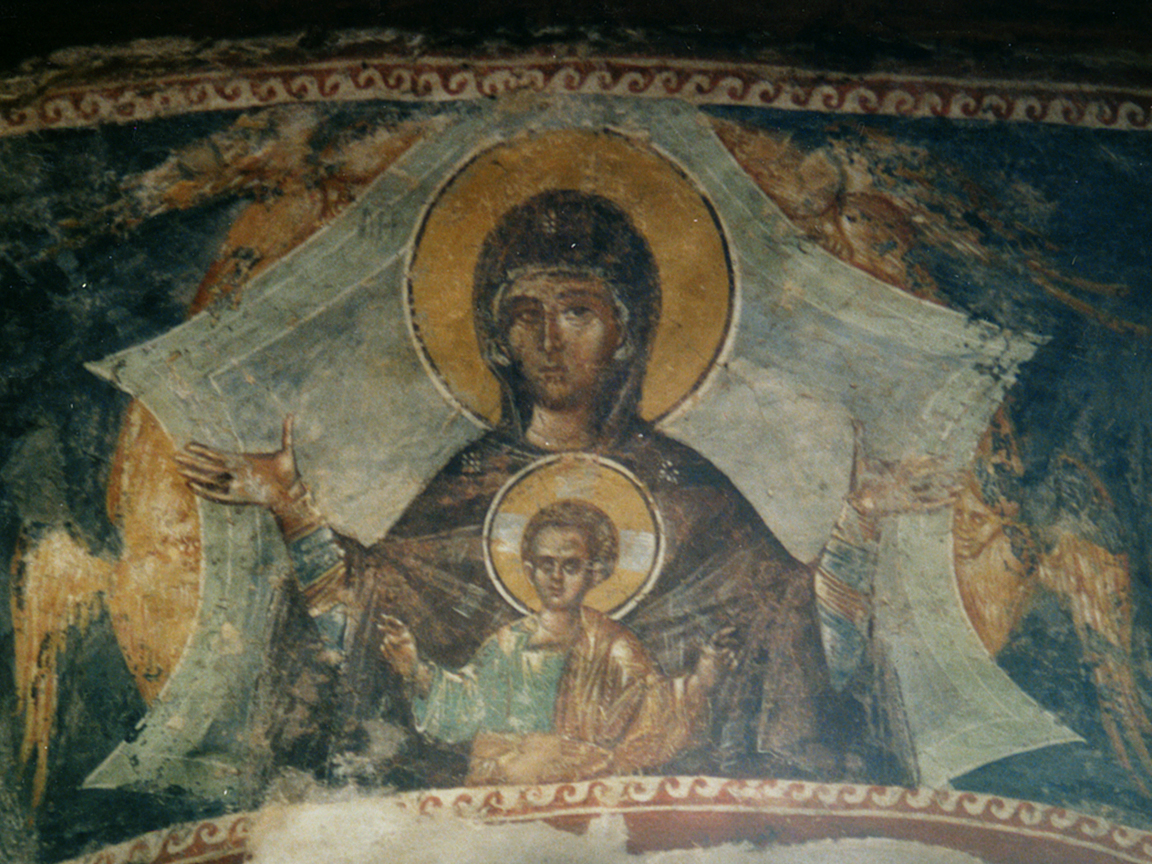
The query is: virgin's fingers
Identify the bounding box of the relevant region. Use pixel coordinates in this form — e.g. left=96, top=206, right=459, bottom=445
left=186, top=481, right=233, bottom=499
left=185, top=479, right=235, bottom=500
left=183, top=442, right=235, bottom=465
left=173, top=458, right=233, bottom=486
left=186, top=475, right=235, bottom=494
left=186, top=479, right=244, bottom=503
left=184, top=441, right=228, bottom=458
left=178, top=445, right=231, bottom=470
left=174, top=449, right=221, bottom=470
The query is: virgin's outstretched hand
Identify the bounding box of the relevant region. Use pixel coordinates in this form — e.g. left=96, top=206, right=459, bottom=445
left=174, top=416, right=299, bottom=513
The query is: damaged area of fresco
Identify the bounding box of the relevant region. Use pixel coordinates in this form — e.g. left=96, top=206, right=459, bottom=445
left=1, top=75, right=1152, bottom=864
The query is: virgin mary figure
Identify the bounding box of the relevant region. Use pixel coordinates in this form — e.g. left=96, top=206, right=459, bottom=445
left=177, top=189, right=860, bottom=787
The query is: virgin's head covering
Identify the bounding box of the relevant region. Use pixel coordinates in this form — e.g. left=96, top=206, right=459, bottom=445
left=473, top=190, right=661, bottom=443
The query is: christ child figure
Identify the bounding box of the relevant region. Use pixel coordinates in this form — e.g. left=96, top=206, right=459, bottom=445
left=378, top=498, right=735, bottom=786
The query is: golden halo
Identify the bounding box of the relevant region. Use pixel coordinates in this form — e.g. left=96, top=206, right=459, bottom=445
left=407, top=128, right=733, bottom=424
left=483, top=454, right=665, bottom=619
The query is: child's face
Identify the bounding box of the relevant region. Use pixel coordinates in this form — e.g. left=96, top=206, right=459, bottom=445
left=524, top=526, right=597, bottom=612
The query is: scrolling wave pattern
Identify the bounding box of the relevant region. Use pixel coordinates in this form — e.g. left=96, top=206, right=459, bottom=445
left=3, top=57, right=1152, bottom=137
left=68, top=778, right=1152, bottom=864
left=77, top=813, right=252, bottom=864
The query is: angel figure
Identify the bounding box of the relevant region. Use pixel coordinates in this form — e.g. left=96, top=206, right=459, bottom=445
left=953, top=421, right=1152, bottom=798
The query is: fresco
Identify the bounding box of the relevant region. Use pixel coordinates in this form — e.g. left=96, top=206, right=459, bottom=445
left=2, top=55, right=1152, bottom=863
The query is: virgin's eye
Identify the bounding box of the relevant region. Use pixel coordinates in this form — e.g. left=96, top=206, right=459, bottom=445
left=560, top=306, right=595, bottom=323
left=509, top=307, right=542, bottom=328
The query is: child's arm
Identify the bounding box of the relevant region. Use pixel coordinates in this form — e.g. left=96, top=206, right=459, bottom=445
left=686, top=626, right=740, bottom=703
left=378, top=614, right=433, bottom=698
left=468, top=732, right=613, bottom=786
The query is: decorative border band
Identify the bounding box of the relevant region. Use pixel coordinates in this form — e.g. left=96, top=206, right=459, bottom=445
left=70, top=777, right=1152, bottom=864
left=77, top=812, right=251, bottom=864
left=4, top=55, right=1152, bottom=137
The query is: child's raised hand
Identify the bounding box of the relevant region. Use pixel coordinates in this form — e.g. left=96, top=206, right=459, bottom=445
left=377, top=614, right=419, bottom=680
left=692, top=626, right=740, bottom=693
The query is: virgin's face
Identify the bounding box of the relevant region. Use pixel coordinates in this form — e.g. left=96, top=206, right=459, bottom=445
left=524, top=526, right=597, bottom=612
left=500, top=272, right=623, bottom=412
left=952, top=484, right=1005, bottom=560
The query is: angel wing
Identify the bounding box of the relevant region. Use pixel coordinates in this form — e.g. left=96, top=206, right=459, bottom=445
left=1035, top=463, right=1152, bottom=795
left=12, top=530, right=110, bottom=807
left=11, top=401, right=200, bottom=807
left=12, top=111, right=430, bottom=804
